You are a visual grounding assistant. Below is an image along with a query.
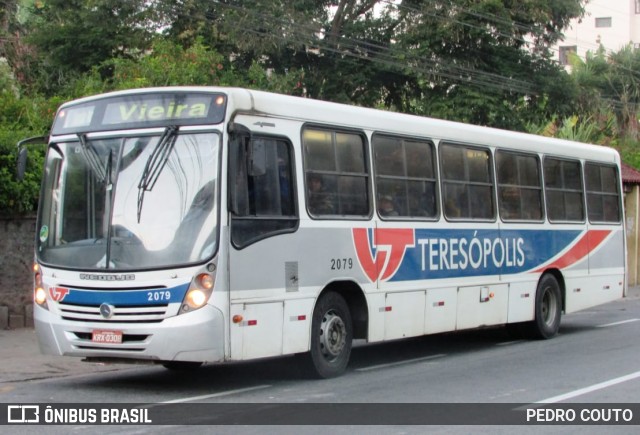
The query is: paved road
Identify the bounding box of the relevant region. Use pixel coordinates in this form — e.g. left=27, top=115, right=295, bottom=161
left=1, top=289, right=639, bottom=433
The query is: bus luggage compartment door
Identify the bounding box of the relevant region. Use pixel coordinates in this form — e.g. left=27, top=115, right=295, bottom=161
left=230, top=302, right=284, bottom=360
left=455, top=284, right=508, bottom=330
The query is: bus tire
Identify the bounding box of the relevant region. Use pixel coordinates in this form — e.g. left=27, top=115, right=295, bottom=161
left=162, top=361, right=203, bottom=371
left=527, top=274, right=562, bottom=339
left=306, top=291, right=353, bottom=379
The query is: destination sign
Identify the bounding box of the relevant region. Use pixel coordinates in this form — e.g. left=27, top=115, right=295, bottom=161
left=51, top=92, right=227, bottom=134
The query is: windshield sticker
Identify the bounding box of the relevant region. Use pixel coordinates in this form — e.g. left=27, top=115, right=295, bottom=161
left=39, top=225, right=49, bottom=243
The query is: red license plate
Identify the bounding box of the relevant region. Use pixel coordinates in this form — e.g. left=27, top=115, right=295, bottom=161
left=91, top=330, right=123, bottom=344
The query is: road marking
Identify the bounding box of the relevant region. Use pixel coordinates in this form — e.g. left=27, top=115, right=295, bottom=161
left=157, top=385, right=271, bottom=404
left=356, top=354, right=446, bottom=372
left=597, top=318, right=640, bottom=328
left=535, top=371, right=640, bottom=403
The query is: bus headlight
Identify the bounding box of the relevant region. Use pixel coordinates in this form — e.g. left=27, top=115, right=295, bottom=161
left=178, top=273, right=215, bottom=315
left=33, top=263, right=49, bottom=310
left=35, top=287, right=47, bottom=306
left=187, top=289, right=207, bottom=307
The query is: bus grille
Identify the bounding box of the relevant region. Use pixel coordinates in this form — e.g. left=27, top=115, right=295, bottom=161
left=59, top=303, right=168, bottom=323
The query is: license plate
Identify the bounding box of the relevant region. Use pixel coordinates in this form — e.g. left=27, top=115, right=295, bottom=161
left=91, top=330, right=123, bottom=344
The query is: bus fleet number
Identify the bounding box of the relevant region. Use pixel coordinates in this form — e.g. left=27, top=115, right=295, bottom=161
left=147, top=291, right=171, bottom=302
left=331, top=258, right=353, bottom=270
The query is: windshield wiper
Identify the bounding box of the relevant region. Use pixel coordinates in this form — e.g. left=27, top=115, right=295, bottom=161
left=137, top=126, right=179, bottom=222
left=78, top=134, right=107, bottom=181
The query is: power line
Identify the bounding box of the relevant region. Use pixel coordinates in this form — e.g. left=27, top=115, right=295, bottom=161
left=205, top=1, right=537, bottom=95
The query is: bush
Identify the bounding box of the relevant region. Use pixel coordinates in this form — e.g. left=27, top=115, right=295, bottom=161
left=0, top=73, right=53, bottom=215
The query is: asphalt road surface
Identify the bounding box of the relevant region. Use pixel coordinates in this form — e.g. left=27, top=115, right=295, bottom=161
left=3, top=294, right=639, bottom=434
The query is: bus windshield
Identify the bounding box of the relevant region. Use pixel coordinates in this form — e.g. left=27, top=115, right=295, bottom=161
left=37, top=130, right=220, bottom=270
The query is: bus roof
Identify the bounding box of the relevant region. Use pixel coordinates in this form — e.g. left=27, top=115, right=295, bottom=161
left=59, top=86, right=620, bottom=164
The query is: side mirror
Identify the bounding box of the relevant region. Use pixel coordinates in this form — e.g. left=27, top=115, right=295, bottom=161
left=15, top=135, right=48, bottom=181
left=16, top=136, right=49, bottom=181
left=16, top=147, right=28, bottom=181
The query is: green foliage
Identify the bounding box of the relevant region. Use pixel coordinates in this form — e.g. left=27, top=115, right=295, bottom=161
left=528, top=115, right=613, bottom=145
left=0, top=62, right=54, bottom=214
left=23, top=0, right=157, bottom=94
left=8, top=0, right=640, bottom=215
left=570, top=44, right=640, bottom=141
left=617, top=137, right=640, bottom=170
left=0, top=135, right=44, bottom=214
left=64, top=39, right=304, bottom=96
left=0, top=112, right=47, bottom=215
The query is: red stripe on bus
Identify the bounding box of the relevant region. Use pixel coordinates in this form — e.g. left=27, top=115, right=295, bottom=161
left=534, top=229, right=611, bottom=272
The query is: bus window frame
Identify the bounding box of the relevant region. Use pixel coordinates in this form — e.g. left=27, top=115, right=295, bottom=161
left=229, top=132, right=299, bottom=250
left=495, top=149, right=545, bottom=223
left=584, top=161, right=623, bottom=225
left=439, top=141, right=496, bottom=223
left=301, top=123, right=373, bottom=221
left=371, top=132, right=440, bottom=221
left=543, top=156, right=587, bottom=224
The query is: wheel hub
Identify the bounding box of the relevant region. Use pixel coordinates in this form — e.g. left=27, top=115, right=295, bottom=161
left=319, top=311, right=346, bottom=359
left=542, top=287, right=557, bottom=326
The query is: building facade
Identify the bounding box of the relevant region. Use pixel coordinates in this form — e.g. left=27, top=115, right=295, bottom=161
left=557, top=0, right=640, bottom=65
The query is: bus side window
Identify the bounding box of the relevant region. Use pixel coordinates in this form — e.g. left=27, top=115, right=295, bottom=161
left=440, top=143, right=494, bottom=220
left=303, top=127, right=370, bottom=218
left=230, top=135, right=298, bottom=248
left=372, top=134, right=437, bottom=219
left=585, top=162, right=621, bottom=223
left=544, top=157, right=585, bottom=222
left=496, top=150, right=543, bottom=221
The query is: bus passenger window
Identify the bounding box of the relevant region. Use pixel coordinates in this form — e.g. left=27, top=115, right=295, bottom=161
left=307, top=174, right=334, bottom=214
left=585, top=163, right=621, bottom=223
left=372, top=134, right=437, bottom=219
left=544, top=158, right=585, bottom=222
left=230, top=136, right=298, bottom=248
left=440, top=143, right=494, bottom=220
left=496, top=151, right=543, bottom=221
left=303, top=127, right=370, bottom=218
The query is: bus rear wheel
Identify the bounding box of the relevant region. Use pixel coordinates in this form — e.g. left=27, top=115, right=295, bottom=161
left=306, top=291, right=353, bottom=379
left=527, top=274, right=562, bottom=339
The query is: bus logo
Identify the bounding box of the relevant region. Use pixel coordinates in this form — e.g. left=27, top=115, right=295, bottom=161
left=353, top=228, right=415, bottom=282
left=99, top=303, right=115, bottom=319
left=49, top=287, right=70, bottom=302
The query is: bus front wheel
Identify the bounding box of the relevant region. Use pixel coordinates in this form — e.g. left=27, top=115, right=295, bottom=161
left=306, top=291, right=353, bottom=379
left=527, top=274, right=562, bottom=339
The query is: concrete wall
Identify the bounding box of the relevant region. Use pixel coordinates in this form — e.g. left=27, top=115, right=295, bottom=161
left=625, top=186, right=640, bottom=287
left=0, top=215, right=36, bottom=328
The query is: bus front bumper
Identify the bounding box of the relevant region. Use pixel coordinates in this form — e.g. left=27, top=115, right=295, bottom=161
left=34, top=304, right=226, bottom=363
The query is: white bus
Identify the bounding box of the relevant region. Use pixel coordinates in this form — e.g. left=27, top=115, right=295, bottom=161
left=20, top=87, right=625, bottom=378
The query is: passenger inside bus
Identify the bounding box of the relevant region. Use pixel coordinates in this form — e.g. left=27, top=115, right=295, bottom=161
left=378, top=195, right=399, bottom=217
left=308, top=174, right=334, bottom=215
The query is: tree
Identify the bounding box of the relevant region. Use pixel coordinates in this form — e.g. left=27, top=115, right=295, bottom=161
left=570, top=44, right=640, bottom=141
left=23, top=0, right=159, bottom=93
left=152, top=0, right=585, bottom=130
left=0, top=0, right=35, bottom=87
left=99, top=39, right=301, bottom=94
left=607, top=46, right=640, bottom=140
left=0, top=83, right=52, bottom=214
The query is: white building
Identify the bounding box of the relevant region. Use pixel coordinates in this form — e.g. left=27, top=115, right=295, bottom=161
left=557, top=0, right=640, bottom=65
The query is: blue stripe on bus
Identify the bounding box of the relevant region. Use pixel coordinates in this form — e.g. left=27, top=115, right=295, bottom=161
left=391, top=229, right=582, bottom=281
left=58, top=283, right=189, bottom=306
